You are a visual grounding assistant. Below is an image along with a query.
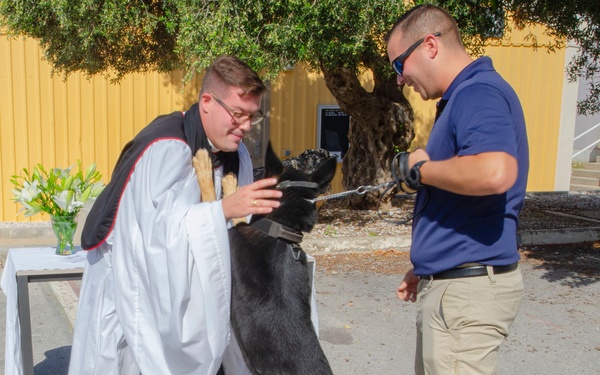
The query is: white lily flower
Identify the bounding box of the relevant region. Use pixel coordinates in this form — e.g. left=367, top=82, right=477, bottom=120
left=20, top=180, right=41, bottom=202
left=53, top=191, right=71, bottom=212
left=53, top=191, right=84, bottom=213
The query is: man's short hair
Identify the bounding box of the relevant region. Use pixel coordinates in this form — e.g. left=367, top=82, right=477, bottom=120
left=201, top=55, right=267, bottom=97
left=385, top=4, right=463, bottom=49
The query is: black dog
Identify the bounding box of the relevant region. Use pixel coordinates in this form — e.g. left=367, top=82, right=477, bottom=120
left=253, top=148, right=333, bottom=182
left=229, top=143, right=336, bottom=374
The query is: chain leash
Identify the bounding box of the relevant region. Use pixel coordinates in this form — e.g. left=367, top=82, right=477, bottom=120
left=306, top=180, right=419, bottom=225
left=303, top=153, right=425, bottom=224
left=305, top=181, right=396, bottom=204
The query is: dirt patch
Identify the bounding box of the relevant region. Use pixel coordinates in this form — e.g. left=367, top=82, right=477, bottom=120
left=308, top=191, right=600, bottom=242
left=312, top=192, right=600, bottom=278
left=315, top=242, right=600, bottom=280
left=520, top=241, right=600, bottom=280
left=315, top=250, right=411, bottom=276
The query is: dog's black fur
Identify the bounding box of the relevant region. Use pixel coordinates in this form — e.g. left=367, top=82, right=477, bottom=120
left=229, top=143, right=336, bottom=375
left=253, top=148, right=333, bottom=183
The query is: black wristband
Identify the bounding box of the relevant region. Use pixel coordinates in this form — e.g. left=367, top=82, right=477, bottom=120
left=405, top=160, right=427, bottom=190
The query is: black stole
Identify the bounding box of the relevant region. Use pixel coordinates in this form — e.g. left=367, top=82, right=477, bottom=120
left=81, top=103, right=240, bottom=250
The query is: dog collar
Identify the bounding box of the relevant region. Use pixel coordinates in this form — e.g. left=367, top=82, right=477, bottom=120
left=251, top=218, right=304, bottom=244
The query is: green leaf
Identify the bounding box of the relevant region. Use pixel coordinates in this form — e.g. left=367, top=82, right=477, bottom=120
left=85, top=162, right=97, bottom=180
left=63, top=175, right=74, bottom=190
left=81, top=185, right=92, bottom=203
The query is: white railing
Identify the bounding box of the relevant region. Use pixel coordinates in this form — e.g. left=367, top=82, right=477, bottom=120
left=572, top=121, right=600, bottom=159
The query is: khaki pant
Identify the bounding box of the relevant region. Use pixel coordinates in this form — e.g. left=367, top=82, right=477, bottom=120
left=415, top=266, right=523, bottom=375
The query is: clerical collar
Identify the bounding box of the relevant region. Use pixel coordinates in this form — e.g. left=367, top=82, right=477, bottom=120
left=208, top=139, right=220, bottom=153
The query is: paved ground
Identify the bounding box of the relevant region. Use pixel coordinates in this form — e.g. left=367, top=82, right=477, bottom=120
left=1, top=236, right=599, bottom=374
left=0, top=238, right=76, bottom=375
left=314, top=250, right=600, bottom=375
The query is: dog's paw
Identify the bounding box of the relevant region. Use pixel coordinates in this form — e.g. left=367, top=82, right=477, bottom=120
left=222, top=173, right=247, bottom=225
left=222, top=173, right=238, bottom=198
left=231, top=217, right=247, bottom=226
left=193, top=149, right=217, bottom=202
left=193, top=149, right=213, bottom=178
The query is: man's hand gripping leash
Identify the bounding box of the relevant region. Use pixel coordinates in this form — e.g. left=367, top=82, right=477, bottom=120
left=391, top=151, right=428, bottom=193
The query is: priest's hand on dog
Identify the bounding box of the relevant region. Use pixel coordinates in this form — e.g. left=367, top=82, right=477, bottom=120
left=222, top=178, right=282, bottom=220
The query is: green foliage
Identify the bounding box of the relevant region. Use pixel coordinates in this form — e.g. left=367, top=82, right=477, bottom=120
left=0, top=0, right=182, bottom=80
left=173, top=0, right=409, bottom=81
left=435, top=0, right=505, bottom=56
left=504, top=0, right=600, bottom=115
left=324, top=225, right=338, bottom=237
left=1, top=1, right=599, bottom=111
left=0, top=0, right=508, bottom=81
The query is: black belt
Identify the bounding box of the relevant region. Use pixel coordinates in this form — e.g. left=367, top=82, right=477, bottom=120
left=419, top=262, right=519, bottom=280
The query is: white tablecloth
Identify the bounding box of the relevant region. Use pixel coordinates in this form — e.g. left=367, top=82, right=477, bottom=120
left=1, top=247, right=87, bottom=375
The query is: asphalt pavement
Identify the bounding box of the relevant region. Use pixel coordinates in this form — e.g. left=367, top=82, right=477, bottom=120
left=1, top=230, right=599, bottom=374
left=315, top=257, right=600, bottom=375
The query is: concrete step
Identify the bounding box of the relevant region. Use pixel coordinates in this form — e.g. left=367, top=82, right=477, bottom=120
left=569, top=183, right=600, bottom=191
left=571, top=168, right=600, bottom=179
left=578, top=162, right=600, bottom=171
left=570, top=176, right=600, bottom=186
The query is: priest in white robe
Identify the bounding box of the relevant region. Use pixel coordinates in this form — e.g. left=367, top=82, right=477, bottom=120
left=69, top=55, right=283, bottom=375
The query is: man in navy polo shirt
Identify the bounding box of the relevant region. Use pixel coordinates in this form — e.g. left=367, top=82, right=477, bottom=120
left=386, top=4, right=529, bottom=374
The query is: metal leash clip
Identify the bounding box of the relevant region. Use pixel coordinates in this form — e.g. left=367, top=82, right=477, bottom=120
left=304, top=181, right=395, bottom=205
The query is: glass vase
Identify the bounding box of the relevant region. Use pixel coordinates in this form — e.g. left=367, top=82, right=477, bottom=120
left=50, top=213, right=78, bottom=255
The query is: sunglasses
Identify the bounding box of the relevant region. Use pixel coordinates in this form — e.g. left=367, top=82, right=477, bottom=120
left=391, top=32, right=441, bottom=76
left=211, top=94, right=265, bottom=126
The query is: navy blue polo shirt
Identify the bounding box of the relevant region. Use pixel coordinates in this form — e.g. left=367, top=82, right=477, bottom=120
left=411, top=56, right=529, bottom=276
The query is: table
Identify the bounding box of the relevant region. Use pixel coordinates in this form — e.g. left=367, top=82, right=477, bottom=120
left=1, top=247, right=87, bottom=375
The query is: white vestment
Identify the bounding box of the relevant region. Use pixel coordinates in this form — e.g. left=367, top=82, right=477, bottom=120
left=69, top=140, right=254, bottom=375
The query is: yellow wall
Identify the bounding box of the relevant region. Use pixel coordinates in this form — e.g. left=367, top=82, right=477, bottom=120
left=0, top=36, right=202, bottom=221
left=1, top=24, right=566, bottom=221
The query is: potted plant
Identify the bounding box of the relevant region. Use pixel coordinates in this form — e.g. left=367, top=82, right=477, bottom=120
left=11, top=161, right=105, bottom=255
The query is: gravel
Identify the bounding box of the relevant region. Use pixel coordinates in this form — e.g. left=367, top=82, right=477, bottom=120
left=308, top=191, right=600, bottom=277
left=306, top=190, right=600, bottom=241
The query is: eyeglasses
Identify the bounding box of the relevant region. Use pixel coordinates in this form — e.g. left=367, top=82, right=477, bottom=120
left=211, top=94, right=265, bottom=126
left=391, top=32, right=441, bottom=76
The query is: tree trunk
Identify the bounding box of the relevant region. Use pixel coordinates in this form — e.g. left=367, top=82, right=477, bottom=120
left=321, top=66, right=414, bottom=209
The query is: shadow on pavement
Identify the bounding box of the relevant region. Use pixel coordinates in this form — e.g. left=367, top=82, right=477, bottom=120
left=520, top=241, right=600, bottom=287
left=33, top=346, right=71, bottom=375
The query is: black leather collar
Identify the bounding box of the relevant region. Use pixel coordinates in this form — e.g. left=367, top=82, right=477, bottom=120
left=250, top=218, right=304, bottom=244
left=276, top=181, right=319, bottom=190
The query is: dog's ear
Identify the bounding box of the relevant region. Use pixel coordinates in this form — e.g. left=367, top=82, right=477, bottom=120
left=263, top=141, right=284, bottom=178
left=311, top=157, right=337, bottom=194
